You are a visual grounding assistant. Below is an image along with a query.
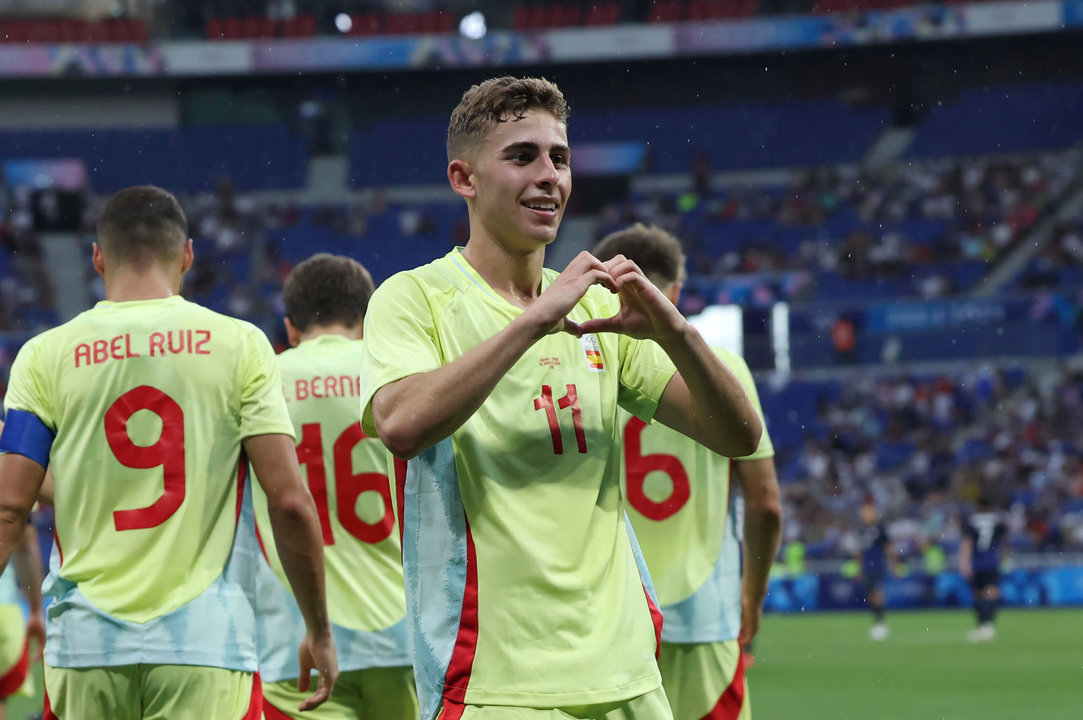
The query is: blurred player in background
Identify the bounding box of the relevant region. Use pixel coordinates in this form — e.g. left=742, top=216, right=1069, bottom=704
left=594, top=223, right=782, bottom=720
left=0, top=499, right=45, bottom=720
left=960, top=496, right=1007, bottom=642
left=0, top=185, right=336, bottom=719
left=358, top=76, right=762, bottom=720
left=254, top=254, right=417, bottom=719
left=858, top=500, right=891, bottom=641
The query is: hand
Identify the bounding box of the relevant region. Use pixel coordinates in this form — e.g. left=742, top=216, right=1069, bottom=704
left=297, top=630, right=338, bottom=711
left=526, top=251, right=618, bottom=337
left=26, top=610, right=45, bottom=662
left=738, top=593, right=763, bottom=646
left=577, top=256, right=687, bottom=343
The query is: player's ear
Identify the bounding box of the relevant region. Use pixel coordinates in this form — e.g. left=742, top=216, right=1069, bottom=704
left=448, top=158, right=476, bottom=200
left=91, top=243, right=105, bottom=277
left=181, top=238, right=194, bottom=274
left=283, top=317, right=301, bottom=348
left=665, top=282, right=682, bottom=307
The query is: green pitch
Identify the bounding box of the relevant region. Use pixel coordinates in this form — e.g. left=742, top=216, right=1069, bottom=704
left=750, top=608, right=1082, bottom=720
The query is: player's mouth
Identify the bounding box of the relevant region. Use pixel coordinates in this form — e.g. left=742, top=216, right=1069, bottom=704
left=521, top=199, right=559, bottom=217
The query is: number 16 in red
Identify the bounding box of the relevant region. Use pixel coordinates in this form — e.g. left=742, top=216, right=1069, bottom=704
left=534, top=384, right=587, bottom=455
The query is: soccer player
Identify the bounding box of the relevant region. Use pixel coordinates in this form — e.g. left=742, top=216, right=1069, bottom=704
left=0, top=185, right=337, bottom=719
left=0, top=520, right=45, bottom=720
left=594, top=223, right=782, bottom=720
left=960, top=496, right=1007, bottom=642
left=358, top=76, right=762, bottom=720
left=857, top=500, right=891, bottom=641
left=254, top=253, right=418, bottom=719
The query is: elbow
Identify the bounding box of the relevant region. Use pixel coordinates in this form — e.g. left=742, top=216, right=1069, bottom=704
left=729, top=415, right=762, bottom=458
left=374, top=415, right=424, bottom=460
left=751, top=496, right=783, bottom=529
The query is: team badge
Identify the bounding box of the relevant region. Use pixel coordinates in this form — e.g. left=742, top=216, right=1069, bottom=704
left=580, top=334, right=605, bottom=372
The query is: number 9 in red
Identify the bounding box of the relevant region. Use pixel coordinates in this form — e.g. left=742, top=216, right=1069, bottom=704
left=104, top=386, right=186, bottom=531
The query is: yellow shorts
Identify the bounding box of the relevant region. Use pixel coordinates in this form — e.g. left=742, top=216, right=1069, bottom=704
left=262, top=665, right=418, bottom=720
left=437, top=685, right=672, bottom=720
left=0, top=604, right=30, bottom=700
left=657, top=640, right=750, bottom=720
left=43, top=663, right=259, bottom=720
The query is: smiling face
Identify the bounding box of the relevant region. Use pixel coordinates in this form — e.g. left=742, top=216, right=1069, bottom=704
left=452, top=110, right=571, bottom=254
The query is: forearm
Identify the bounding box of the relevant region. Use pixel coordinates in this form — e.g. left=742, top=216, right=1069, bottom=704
left=269, top=498, right=331, bottom=637
left=0, top=454, right=45, bottom=572
left=13, top=527, right=42, bottom=614
left=374, top=312, right=547, bottom=458
left=657, top=323, right=761, bottom=456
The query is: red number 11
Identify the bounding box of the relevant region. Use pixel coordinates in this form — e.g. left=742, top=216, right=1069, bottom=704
left=534, top=384, right=587, bottom=455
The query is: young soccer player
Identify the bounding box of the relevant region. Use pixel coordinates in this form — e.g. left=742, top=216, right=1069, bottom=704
left=254, top=253, right=417, bottom=719
left=858, top=500, right=891, bottom=641
left=960, top=496, right=1007, bottom=642
left=358, top=76, right=762, bottom=720
left=594, top=223, right=782, bottom=720
left=0, top=185, right=337, bottom=719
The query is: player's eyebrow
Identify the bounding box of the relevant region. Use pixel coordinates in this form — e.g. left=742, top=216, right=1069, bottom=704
left=502, top=141, right=571, bottom=155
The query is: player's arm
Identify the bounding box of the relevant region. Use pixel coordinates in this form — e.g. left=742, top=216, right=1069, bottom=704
left=374, top=251, right=618, bottom=458
left=244, top=432, right=337, bottom=711
left=37, top=467, right=55, bottom=507
left=578, top=257, right=761, bottom=456
left=0, top=453, right=45, bottom=572
left=734, top=457, right=782, bottom=645
left=13, top=524, right=45, bottom=660
left=959, top=535, right=973, bottom=579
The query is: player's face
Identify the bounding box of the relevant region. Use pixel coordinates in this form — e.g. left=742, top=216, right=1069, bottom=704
left=469, top=110, right=571, bottom=251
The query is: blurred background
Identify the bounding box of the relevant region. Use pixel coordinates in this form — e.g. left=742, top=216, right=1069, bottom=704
left=1, top=0, right=1081, bottom=716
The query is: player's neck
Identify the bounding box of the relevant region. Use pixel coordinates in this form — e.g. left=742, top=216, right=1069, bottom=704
left=103, top=268, right=179, bottom=302
left=299, top=324, right=362, bottom=343
left=461, top=233, right=546, bottom=308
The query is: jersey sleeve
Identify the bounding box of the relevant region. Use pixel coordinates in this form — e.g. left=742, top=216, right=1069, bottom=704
left=358, top=272, right=443, bottom=437
left=615, top=334, right=676, bottom=423
left=238, top=323, right=295, bottom=440
left=717, top=348, right=775, bottom=461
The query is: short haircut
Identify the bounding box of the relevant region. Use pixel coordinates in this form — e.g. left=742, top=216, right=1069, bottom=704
left=447, top=75, right=570, bottom=162
left=283, top=253, right=375, bottom=332
left=593, top=223, right=687, bottom=287
left=97, top=185, right=188, bottom=266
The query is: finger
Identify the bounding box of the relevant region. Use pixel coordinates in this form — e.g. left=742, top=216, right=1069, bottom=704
left=561, top=317, right=583, bottom=337
left=585, top=268, right=618, bottom=293
left=297, top=652, right=312, bottom=692
left=601, top=254, right=627, bottom=272
left=577, top=315, right=622, bottom=335
left=298, top=674, right=333, bottom=711
left=607, top=257, right=644, bottom=280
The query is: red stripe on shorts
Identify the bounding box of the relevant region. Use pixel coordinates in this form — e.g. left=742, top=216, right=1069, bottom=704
left=241, top=673, right=263, bottom=720
left=0, top=639, right=29, bottom=699
left=642, top=585, right=664, bottom=660
left=236, top=449, right=249, bottom=523
left=393, top=457, right=408, bottom=553
left=701, top=650, right=746, bottom=720
left=441, top=521, right=479, bottom=705
left=43, top=687, right=56, bottom=720
left=439, top=698, right=467, bottom=720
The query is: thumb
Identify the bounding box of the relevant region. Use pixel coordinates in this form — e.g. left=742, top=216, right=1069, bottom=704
left=577, top=314, right=622, bottom=335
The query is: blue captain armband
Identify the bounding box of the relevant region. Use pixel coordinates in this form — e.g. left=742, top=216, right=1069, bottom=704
left=0, top=409, right=55, bottom=468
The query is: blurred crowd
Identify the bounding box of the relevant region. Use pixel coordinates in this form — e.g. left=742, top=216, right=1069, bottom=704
left=775, top=361, right=1083, bottom=567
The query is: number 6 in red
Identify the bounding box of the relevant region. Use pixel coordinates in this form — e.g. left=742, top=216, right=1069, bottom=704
left=105, top=386, right=186, bottom=531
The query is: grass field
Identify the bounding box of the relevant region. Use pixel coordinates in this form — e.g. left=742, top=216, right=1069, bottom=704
left=5, top=608, right=1080, bottom=719
left=751, top=608, right=1082, bottom=720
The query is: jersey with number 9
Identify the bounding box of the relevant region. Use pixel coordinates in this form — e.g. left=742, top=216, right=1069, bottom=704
left=251, top=334, right=409, bottom=681
left=1, top=296, right=294, bottom=669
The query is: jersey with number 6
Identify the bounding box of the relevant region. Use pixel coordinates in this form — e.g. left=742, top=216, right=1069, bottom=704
left=620, top=348, right=773, bottom=644
left=0, top=295, right=293, bottom=670
left=358, top=248, right=677, bottom=719
left=251, top=334, right=409, bottom=683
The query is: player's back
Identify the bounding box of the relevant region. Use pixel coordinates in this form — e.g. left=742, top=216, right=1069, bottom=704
left=966, top=511, right=1006, bottom=571
left=252, top=334, right=408, bottom=679
left=8, top=296, right=283, bottom=624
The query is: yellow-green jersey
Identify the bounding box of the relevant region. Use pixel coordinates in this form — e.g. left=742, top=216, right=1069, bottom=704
left=0, top=296, right=293, bottom=670
left=252, top=334, right=409, bottom=683
left=358, top=249, right=678, bottom=720
left=620, top=348, right=773, bottom=644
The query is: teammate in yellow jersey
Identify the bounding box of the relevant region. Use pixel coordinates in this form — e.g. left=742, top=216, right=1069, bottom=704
left=0, top=452, right=45, bottom=720
left=594, top=224, right=782, bottom=720
left=0, top=185, right=337, bottom=719
left=253, top=253, right=418, bottom=720
left=358, top=76, right=762, bottom=720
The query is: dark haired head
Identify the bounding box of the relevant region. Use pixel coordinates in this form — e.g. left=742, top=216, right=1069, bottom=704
left=284, top=253, right=375, bottom=333
left=593, top=223, right=687, bottom=288
left=97, top=185, right=188, bottom=267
